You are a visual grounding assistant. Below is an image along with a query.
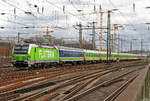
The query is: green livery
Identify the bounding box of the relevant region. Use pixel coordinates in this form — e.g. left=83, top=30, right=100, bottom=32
left=30, top=47, right=59, bottom=62
left=12, top=44, right=59, bottom=67
left=12, top=43, right=147, bottom=69
left=84, top=50, right=100, bottom=61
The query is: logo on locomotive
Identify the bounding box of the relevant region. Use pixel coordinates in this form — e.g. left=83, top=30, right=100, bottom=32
left=39, top=50, right=54, bottom=58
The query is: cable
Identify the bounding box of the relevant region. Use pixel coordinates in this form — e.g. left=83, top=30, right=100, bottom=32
left=2, top=0, right=37, bottom=18
left=0, top=18, right=33, bottom=27
left=46, top=0, right=75, bottom=16
left=108, top=0, right=137, bottom=28
left=46, top=0, right=92, bottom=23
left=69, top=1, right=91, bottom=21
left=107, top=0, right=147, bottom=42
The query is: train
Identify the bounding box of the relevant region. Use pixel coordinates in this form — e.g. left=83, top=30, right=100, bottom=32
left=12, top=43, right=147, bottom=69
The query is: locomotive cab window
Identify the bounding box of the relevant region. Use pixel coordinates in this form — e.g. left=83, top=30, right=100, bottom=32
left=14, top=44, right=29, bottom=54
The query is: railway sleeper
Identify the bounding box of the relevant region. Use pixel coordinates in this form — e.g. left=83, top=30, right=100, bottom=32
left=101, top=78, right=125, bottom=87
left=0, top=93, right=20, bottom=101
left=15, top=81, right=56, bottom=94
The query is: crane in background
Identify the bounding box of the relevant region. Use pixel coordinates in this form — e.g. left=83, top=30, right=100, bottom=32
left=17, top=26, right=54, bottom=43
left=32, top=26, right=54, bottom=39
left=113, top=24, right=123, bottom=52
left=75, top=8, right=111, bottom=51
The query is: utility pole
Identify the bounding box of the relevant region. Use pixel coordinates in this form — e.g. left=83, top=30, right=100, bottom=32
left=92, top=22, right=96, bottom=50
left=111, top=34, right=113, bottom=53
left=107, top=10, right=111, bottom=63
left=74, top=22, right=99, bottom=49
left=130, top=40, right=132, bottom=53
left=75, top=23, right=83, bottom=48
left=113, top=24, right=123, bottom=52
left=79, top=23, right=82, bottom=48
left=17, top=32, right=29, bottom=43
left=18, top=32, right=20, bottom=43
left=117, top=33, right=120, bottom=53
left=130, top=39, right=137, bottom=53
left=113, top=25, right=117, bottom=52
left=120, top=38, right=123, bottom=53
left=141, top=39, right=143, bottom=56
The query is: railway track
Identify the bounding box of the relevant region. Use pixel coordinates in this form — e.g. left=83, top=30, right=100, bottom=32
left=65, top=67, right=142, bottom=101
left=0, top=61, right=146, bottom=101
left=0, top=61, right=140, bottom=87
left=0, top=63, right=103, bottom=87
left=44, top=65, right=144, bottom=101
left=0, top=61, right=145, bottom=77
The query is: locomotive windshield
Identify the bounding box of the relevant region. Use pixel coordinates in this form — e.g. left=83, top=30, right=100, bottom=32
left=14, top=44, right=29, bottom=54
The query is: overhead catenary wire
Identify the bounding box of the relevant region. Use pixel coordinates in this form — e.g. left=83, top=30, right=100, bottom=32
left=69, top=1, right=91, bottom=21
left=1, top=0, right=37, bottom=18
left=0, top=1, right=67, bottom=30
left=0, top=18, right=33, bottom=27
left=0, top=0, right=97, bottom=30
left=107, top=0, right=138, bottom=29
left=46, top=0, right=93, bottom=23
left=46, top=0, right=75, bottom=16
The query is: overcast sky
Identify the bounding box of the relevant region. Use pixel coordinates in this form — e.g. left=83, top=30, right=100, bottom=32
left=0, top=0, right=150, bottom=50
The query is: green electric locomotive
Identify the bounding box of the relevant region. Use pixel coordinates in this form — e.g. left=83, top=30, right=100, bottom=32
left=12, top=44, right=59, bottom=68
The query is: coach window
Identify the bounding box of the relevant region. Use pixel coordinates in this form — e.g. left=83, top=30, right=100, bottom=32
left=76, top=52, right=78, bottom=57
left=75, top=52, right=77, bottom=57
left=78, top=52, right=80, bottom=57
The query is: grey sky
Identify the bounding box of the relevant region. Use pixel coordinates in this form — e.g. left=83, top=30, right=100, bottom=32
left=0, top=0, right=150, bottom=50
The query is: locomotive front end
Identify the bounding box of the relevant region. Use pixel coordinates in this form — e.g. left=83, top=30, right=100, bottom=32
left=12, top=44, right=30, bottom=68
